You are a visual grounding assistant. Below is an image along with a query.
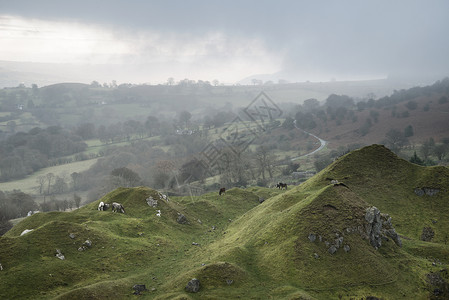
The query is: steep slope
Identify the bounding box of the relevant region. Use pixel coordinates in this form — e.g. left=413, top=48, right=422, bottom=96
left=160, top=145, right=449, bottom=299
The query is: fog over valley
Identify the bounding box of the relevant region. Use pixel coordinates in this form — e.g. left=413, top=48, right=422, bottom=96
left=1, top=1, right=449, bottom=299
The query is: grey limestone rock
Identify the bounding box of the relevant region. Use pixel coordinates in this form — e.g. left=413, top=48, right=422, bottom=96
left=328, top=245, right=337, bottom=254
left=185, top=278, right=200, bottom=293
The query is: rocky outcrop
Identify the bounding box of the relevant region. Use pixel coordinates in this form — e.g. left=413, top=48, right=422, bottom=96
left=146, top=196, right=158, bottom=207
left=365, top=206, right=402, bottom=249
left=185, top=278, right=200, bottom=293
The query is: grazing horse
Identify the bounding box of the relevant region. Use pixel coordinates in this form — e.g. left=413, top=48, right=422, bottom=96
left=276, top=182, right=288, bottom=190
left=112, top=202, right=125, bottom=213
left=98, top=202, right=110, bottom=211
left=219, top=187, right=226, bottom=196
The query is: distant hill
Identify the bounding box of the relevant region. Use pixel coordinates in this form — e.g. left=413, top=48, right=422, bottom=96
left=299, top=80, right=449, bottom=147
left=1, top=145, right=448, bottom=299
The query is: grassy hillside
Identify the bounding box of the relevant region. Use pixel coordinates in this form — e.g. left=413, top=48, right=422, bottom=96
left=1, top=145, right=448, bottom=299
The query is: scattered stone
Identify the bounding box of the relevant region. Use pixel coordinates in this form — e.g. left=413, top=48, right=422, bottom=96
left=185, top=278, right=200, bottom=293
left=201, top=263, right=206, bottom=266
left=212, top=226, right=216, bottom=230
left=324, top=241, right=330, bottom=247
left=308, top=233, right=316, bottom=242
left=432, top=220, right=438, bottom=224
left=258, top=197, right=265, bottom=203
left=192, top=242, right=199, bottom=246
left=55, top=249, right=65, bottom=260
left=156, top=210, right=161, bottom=217
left=197, top=219, right=202, bottom=224
left=318, top=235, right=322, bottom=242
left=414, top=187, right=440, bottom=196
left=335, top=237, right=344, bottom=248
left=177, top=213, right=188, bottom=224
left=78, top=246, right=86, bottom=251
left=146, top=196, right=158, bottom=207
left=69, top=233, right=76, bottom=239
left=331, top=179, right=339, bottom=184
left=421, top=227, right=435, bottom=242
left=20, top=229, right=33, bottom=236
left=0, top=263, right=3, bottom=271
left=313, top=253, right=320, bottom=259
left=343, top=245, right=351, bottom=252
left=151, top=287, right=156, bottom=291
left=328, top=245, right=337, bottom=254
left=83, top=240, right=92, bottom=247
left=158, top=192, right=169, bottom=202
left=226, top=279, right=233, bottom=285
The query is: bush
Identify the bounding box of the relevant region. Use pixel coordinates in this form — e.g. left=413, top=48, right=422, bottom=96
left=0, top=220, right=13, bottom=236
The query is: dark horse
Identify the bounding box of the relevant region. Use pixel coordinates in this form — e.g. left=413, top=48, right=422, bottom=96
left=219, top=187, right=226, bottom=196
left=276, top=182, right=288, bottom=190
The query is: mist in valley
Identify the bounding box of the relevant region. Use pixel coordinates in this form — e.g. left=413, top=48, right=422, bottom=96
left=1, top=1, right=449, bottom=299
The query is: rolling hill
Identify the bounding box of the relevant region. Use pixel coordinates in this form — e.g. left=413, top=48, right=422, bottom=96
left=1, top=145, right=448, bottom=299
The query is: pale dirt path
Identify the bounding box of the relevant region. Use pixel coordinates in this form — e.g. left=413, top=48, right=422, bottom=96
left=291, top=120, right=327, bottom=160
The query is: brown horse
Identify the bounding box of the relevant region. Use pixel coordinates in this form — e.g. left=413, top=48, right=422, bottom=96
left=219, top=187, right=226, bottom=196
left=276, top=183, right=288, bottom=190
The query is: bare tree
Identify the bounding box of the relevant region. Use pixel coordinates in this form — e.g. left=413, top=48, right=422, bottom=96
left=383, top=129, right=408, bottom=153
left=46, top=173, right=55, bottom=195
left=254, top=146, right=276, bottom=180
left=36, top=175, right=46, bottom=195
left=74, top=194, right=81, bottom=209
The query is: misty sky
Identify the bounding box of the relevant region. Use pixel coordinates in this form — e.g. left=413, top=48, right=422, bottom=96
left=1, top=0, right=448, bottom=84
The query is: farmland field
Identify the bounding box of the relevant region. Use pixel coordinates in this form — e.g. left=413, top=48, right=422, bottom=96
left=0, top=158, right=98, bottom=195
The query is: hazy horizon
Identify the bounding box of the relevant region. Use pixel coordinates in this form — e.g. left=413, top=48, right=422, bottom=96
left=1, top=0, right=448, bottom=85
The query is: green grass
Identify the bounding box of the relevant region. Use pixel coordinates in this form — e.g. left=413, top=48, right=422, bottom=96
left=1, top=145, right=448, bottom=299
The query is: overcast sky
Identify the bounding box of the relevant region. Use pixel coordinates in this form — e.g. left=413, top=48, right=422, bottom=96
left=1, top=0, right=448, bottom=84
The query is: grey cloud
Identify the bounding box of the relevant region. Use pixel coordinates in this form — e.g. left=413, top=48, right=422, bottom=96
left=1, top=0, right=448, bottom=82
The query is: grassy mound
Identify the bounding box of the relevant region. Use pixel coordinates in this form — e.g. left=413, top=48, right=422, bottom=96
left=1, top=145, right=448, bottom=299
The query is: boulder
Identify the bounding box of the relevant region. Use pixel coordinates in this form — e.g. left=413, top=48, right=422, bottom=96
left=83, top=240, right=92, bottom=247
left=55, top=249, right=65, bottom=260
left=177, top=214, right=188, bottom=224
left=308, top=233, right=316, bottom=242
left=20, top=229, right=33, bottom=236
left=69, top=233, right=76, bottom=239
left=132, top=284, right=147, bottom=295
left=258, top=197, right=265, bottom=203
left=421, top=227, right=435, bottom=242
left=185, top=278, right=200, bottom=293
left=328, top=245, right=337, bottom=254
left=343, top=245, right=351, bottom=252
left=146, top=196, right=158, bottom=207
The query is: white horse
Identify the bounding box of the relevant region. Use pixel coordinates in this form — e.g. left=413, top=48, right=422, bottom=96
left=112, top=202, right=125, bottom=213
left=98, top=202, right=110, bottom=211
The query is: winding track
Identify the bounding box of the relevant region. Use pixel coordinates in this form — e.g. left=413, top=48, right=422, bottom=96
left=291, top=120, right=327, bottom=160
